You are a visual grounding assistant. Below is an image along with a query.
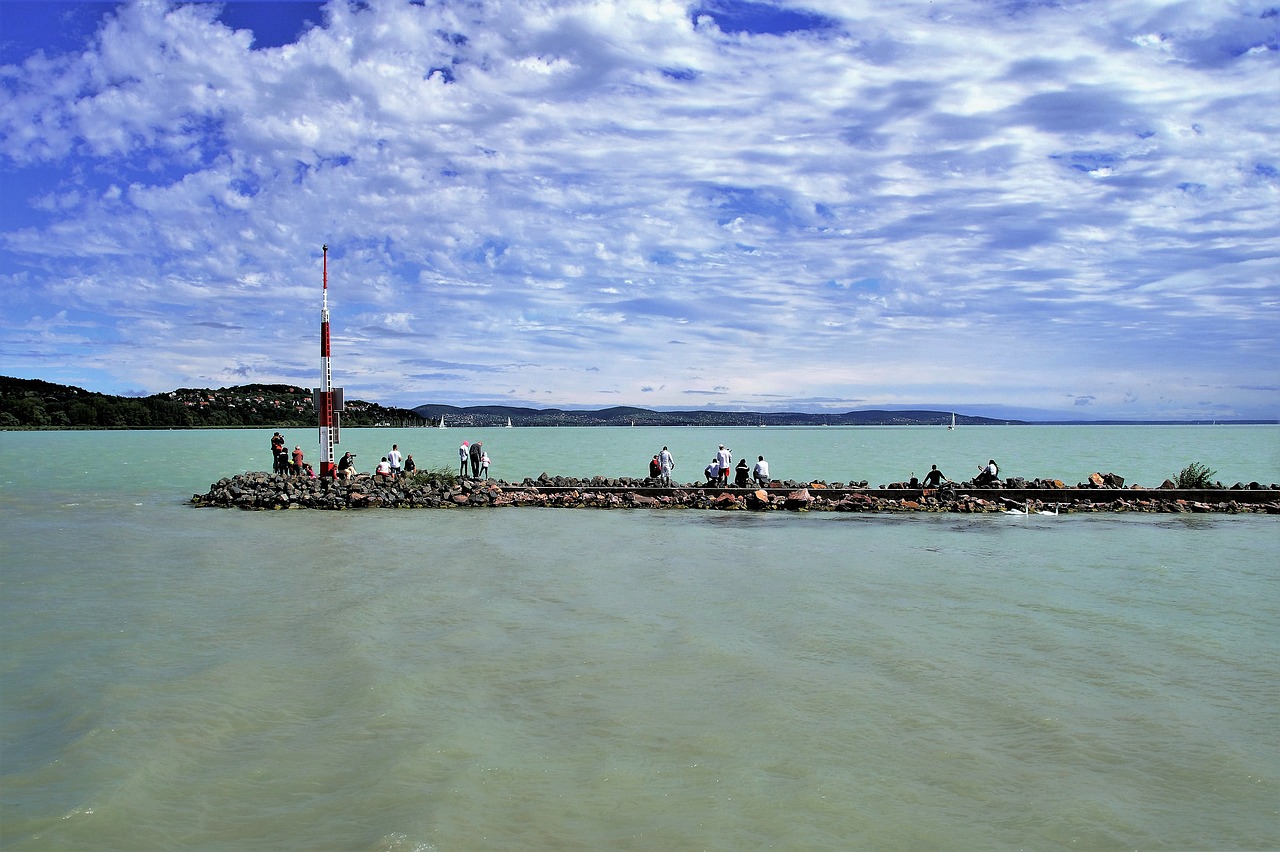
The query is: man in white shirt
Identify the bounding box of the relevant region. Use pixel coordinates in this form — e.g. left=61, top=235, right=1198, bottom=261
left=659, top=446, right=675, bottom=486
left=715, top=445, right=732, bottom=486
left=752, top=455, right=770, bottom=487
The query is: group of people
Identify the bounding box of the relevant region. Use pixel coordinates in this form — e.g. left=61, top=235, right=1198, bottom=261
left=270, top=432, right=314, bottom=478
left=332, top=444, right=417, bottom=481
left=644, top=446, right=1000, bottom=491
left=912, top=459, right=1000, bottom=488
left=372, top=444, right=417, bottom=480
left=459, top=440, right=491, bottom=478
left=647, top=445, right=771, bottom=488
left=274, top=431, right=998, bottom=490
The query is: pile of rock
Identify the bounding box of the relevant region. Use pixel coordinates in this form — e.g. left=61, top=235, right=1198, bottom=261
left=191, top=472, right=1280, bottom=514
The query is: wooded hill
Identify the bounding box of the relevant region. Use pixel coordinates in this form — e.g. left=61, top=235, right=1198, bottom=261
left=0, top=377, right=424, bottom=429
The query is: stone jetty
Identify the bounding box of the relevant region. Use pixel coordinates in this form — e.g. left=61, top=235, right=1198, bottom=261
left=192, top=471, right=1280, bottom=514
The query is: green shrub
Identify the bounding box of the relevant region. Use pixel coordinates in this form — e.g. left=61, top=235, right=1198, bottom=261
left=1175, top=462, right=1217, bottom=488
left=408, top=466, right=457, bottom=489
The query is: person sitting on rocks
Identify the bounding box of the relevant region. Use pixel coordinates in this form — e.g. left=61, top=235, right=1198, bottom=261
left=704, top=459, right=720, bottom=483
left=752, top=455, right=770, bottom=487
left=375, top=456, right=393, bottom=479
left=975, top=459, right=1000, bottom=486
left=337, top=452, right=356, bottom=480
left=922, top=464, right=950, bottom=488
left=734, top=458, right=751, bottom=487
left=649, top=455, right=661, bottom=479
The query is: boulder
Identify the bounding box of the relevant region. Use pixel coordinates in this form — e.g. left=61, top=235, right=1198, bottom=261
left=713, top=492, right=741, bottom=509
left=784, top=489, right=812, bottom=510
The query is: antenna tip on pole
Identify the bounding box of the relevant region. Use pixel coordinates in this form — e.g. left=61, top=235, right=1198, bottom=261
left=322, top=244, right=328, bottom=252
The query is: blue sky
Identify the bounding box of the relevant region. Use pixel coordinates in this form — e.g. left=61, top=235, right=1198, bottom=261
left=1, top=0, right=1277, bottom=420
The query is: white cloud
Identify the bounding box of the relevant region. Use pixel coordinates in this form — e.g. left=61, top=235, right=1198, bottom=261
left=0, top=0, right=1277, bottom=419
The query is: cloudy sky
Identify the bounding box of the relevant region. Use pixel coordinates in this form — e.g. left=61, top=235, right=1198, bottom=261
left=1, top=0, right=1277, bottom=419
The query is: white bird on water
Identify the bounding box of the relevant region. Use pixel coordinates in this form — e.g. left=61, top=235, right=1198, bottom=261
left=1004, top=500, right=1059, bottom=516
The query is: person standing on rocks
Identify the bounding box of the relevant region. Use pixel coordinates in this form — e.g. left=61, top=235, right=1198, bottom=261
left=659, top=446, right=675, bottom=486
left=459, top=440, right=470, bottom=476
left=716, top=445, right=732, bottom=486
left=403, top=454, right=416, bottom=478
left=480, top=449, right=490, bottom=479
left=388, top=444, right=403, bottom=478
left=469, top=440, right=483, bottom=478
left=271, top=432, right=286, bottom=473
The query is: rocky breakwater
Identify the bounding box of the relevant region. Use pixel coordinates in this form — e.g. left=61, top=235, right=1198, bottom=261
left=191, top=472, right=1280, bottom=514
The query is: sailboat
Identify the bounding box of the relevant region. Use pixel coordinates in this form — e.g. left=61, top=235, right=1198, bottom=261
left=505, top=417, right=512, bottom=428
left=438, top=414, right=446, bottom=429
left=947, top=412, right=955, bottom=431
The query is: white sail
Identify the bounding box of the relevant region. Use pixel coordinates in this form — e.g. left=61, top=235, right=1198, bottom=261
left=438, top=414, right=446, bottom=429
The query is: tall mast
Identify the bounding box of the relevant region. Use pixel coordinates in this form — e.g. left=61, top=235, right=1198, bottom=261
left=315, top=244, right=343, bottom=478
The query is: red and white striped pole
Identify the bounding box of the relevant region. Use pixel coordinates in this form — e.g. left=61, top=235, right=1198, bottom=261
left=315, top=244, right=342, bottom=478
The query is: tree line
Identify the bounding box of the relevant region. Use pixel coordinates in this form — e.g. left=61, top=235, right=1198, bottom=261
left=0, top=377, right=425, bottom=430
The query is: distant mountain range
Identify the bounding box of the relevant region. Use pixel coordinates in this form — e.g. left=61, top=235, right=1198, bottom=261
left=413, top=404, right=1272, bottom=427
left=412, top=404, right=1010, bottom=428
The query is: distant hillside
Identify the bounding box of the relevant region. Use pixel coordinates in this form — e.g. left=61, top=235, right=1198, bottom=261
left=413, top=403, right=1016, bottom=428
left=0, top=376, right=424, bottom=429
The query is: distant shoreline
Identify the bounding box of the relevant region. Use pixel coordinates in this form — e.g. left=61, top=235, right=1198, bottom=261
left=5, top=421, right=1280, bottom=434
left=4, top=420, right=1279, bottom=433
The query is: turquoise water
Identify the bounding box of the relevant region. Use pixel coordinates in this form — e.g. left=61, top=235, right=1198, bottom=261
left=1, top=427, right=1278, bottom=850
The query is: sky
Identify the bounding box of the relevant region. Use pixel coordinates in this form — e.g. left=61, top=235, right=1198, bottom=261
left=1, top=0, right=1277, bottom=420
